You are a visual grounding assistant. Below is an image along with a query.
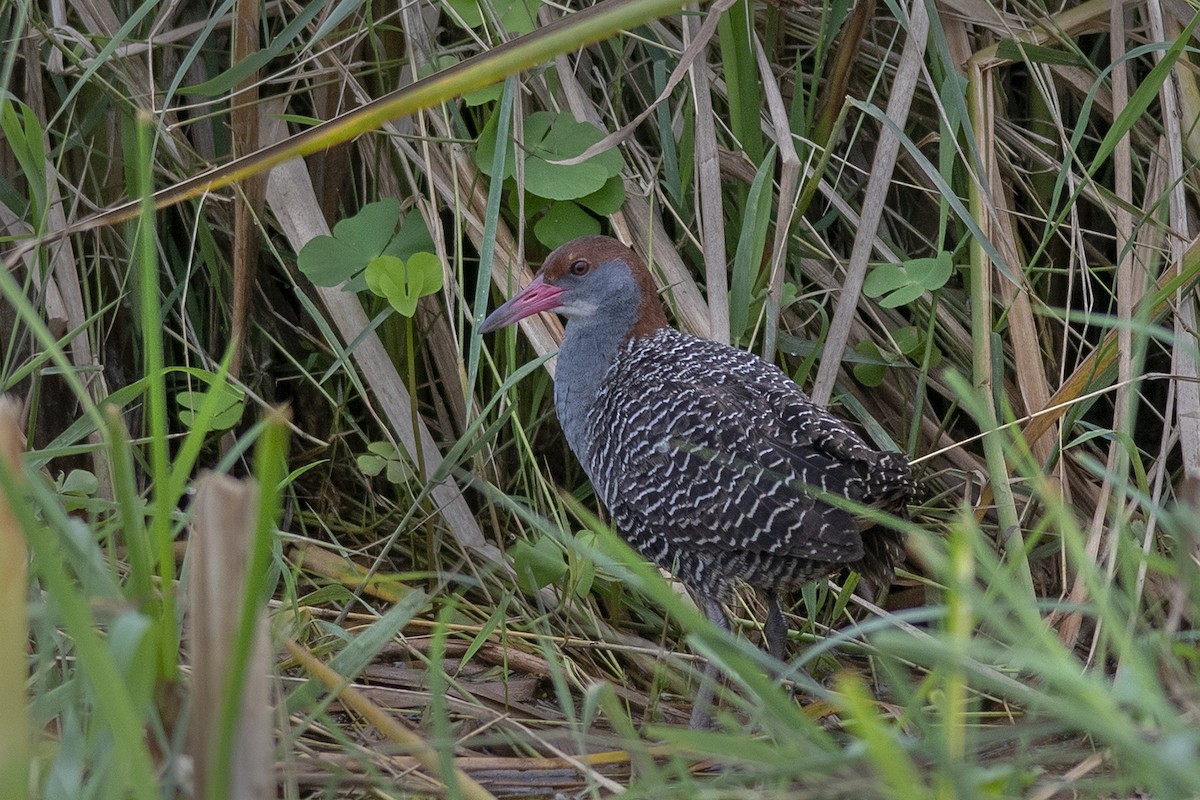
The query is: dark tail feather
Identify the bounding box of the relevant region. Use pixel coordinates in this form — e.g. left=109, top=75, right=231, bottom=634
left=850, top=528, right=905, bottom=603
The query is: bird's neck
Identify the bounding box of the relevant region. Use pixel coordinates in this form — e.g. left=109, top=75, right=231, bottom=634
left=555, top=312, right=640, bottom=461
left=553, top=260, right=668, bottom=462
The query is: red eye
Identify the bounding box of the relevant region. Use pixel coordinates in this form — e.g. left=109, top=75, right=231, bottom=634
left=569, top=259, right=589, bottom=276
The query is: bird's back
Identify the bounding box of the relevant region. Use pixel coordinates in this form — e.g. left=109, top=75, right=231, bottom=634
left=579, top=328, right=912, bottom=595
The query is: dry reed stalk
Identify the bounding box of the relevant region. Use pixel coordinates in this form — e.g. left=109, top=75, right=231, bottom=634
left=187, top=473, right=274, bottom=800
left=685, top=4, right=730, bottom=345
left=810, top=0, right=929, bottom=406
left=0, top=398, right=30, bottom=800
left=259, top=99, right=501, bottom=569
left=284, top=638, right=503, bottom=800
left=229, top=0, right=266, bottom=382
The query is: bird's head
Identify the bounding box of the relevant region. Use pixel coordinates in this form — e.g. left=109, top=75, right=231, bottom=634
left=479, top=236, right=667, bottom=337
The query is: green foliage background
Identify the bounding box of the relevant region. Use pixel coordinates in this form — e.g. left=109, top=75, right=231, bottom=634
left=1, top=0, right=1199, bottom=797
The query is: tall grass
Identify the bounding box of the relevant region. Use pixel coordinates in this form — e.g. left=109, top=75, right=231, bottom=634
left=1, top=0, right=1198, bottom=797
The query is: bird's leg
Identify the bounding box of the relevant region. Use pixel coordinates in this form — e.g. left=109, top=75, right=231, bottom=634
left=689, top=596, right=730, bottom=729
left=760, top=590, right=821, bottom=706
left=762, top=592, right=790, bottom=662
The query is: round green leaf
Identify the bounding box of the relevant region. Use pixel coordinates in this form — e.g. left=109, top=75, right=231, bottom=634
left=511, top=535, right=567, bottom=595
left=524, top=112, right=623, bottom=176
left=534, top=201, right=601, bottom=249
left=893, top=326, right=922, bottom=354
left=524, top=158, right=612, bottom=200
left=509, top=191, right=552, bottom=217
left=385, top=457, right=415, bottom=485
left=368, top=441, right=400, bottom=458
left=60, top=468, right=99, bottom=496
left=496, top=0, right=540, bottom=34
left=576, top=174, right=626, bottom=215
left=575, top=530, right=638, bottom=584
left=477, top=110, right=623, bottom=201
left=851, top=341, right=888, bottom=387
left=474, top=110, right=513, bottom=179
left=443, top=0, right=541, bottom=33
left=464, top=82, right=503, bottom=106
left=364, top=254, right=395, bottom=297
left=442, top=0, right=484, bottom=28
left=568, top=554, right=596, bottom=600
left=419, top=54, right=458, bottom=78
left=893, top=326, right=943, bottom=368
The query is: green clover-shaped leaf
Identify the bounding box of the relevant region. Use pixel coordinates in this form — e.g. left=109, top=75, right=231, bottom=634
left=298, top=198, right=401, bottom=287
left=383, top=209, right=438, bottom=262
left=357, top=441, right=415, bottom=484
left=511, top=535, right=567, bottom=595
left=893, top=326, right=943, bottom=369
left=365, top=252, right=443, bottom=317
left=851, top=327, right=943, bottom=385
left=295, top=236, right=365, bottom=287
left=574, top=530, right=638, bottom=584
left=299, top=201, right=438, bottom=294
left=333, top=197, right=400, bottom=256
left=176, top=384, right=245, bottom=431
left=863, top=251, right=954, bottom=309
left=357, top=452, right=388, bottom=477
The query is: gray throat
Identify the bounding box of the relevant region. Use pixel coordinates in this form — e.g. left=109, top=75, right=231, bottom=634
left=554, top=312, right=636, bottom=473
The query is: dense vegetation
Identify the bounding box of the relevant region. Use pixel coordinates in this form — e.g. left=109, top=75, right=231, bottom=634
left=2, top=0, right=1199, bottom=797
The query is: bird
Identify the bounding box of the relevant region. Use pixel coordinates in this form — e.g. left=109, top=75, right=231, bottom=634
left=480, top=235, right=914, bottom=727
